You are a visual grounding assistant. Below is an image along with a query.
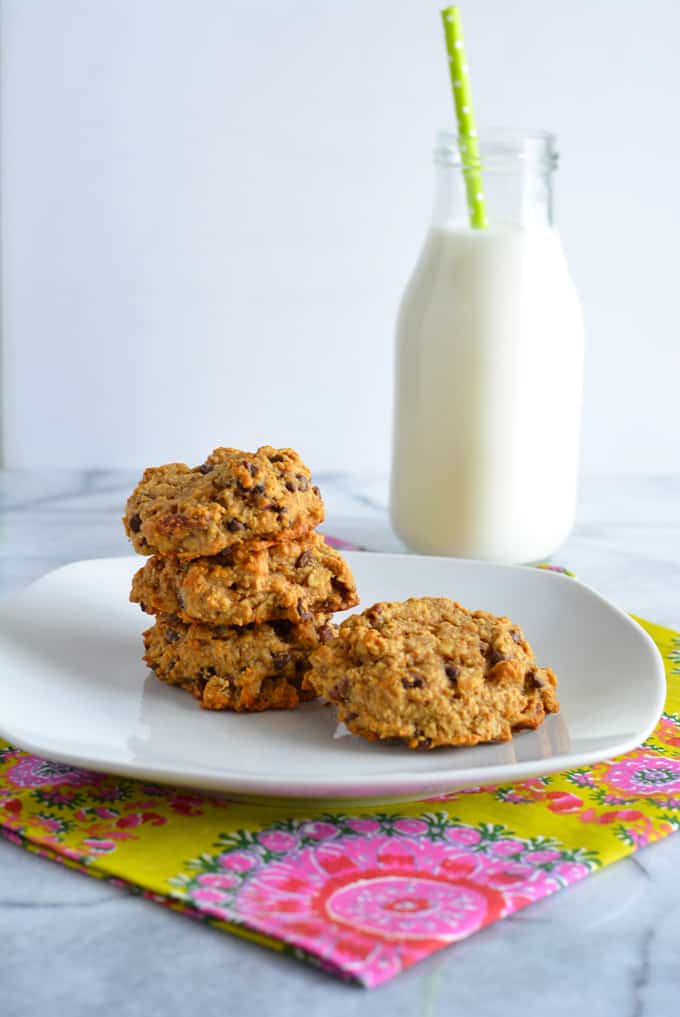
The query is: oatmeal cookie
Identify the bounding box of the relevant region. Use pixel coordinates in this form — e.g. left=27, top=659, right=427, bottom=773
left=131, top=532, right=358, bottom=626
left=124, top=446, right=324, bottom=560
left=143, top=613, right=335, bottom=712
left=304, top=597, right=559, bottom=748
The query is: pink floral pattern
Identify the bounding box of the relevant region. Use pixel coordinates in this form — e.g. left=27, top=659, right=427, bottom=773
left=5, top=756, right=103, bottom=789
left=170, top=816, right=597, bottom=986
left=491, top=715, right=680, bottom=850
left=0, top=745, right=227, bottom=860
left=599, top=753, right=680, bottom=797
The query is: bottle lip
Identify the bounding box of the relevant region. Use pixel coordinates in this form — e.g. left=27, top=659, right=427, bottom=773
left=435, top=127, right=558, bottom=170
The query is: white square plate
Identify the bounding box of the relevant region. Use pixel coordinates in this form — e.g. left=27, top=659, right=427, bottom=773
left=0, top=554, right=665, bottom=803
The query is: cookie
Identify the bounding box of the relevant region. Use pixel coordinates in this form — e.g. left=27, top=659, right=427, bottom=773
left=124, top=446, right=324, bottom=560
left=131, top=532, right=358, bottom=626
left=143, top=612, right=335, bottom=712
left=304, top=597, right=559, bottom=749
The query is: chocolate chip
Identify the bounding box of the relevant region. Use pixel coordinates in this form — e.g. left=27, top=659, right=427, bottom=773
left=214, top=550, right=235, bottom=567
left=297, top=600, right=313, bottom=621
left=248, top=463, right=258, bottom=477
left=319, top=624, right=335, bottom=643
left=296, top=549, right=313, bottom=568
left=511, top=630, right=522, bottom=644
left=296, top=474, right=309, bottom=492
left=269, top=454, right=284, bottom=463
left=486, top=647, right=509, bottom=668
left=417, top=735, right=432, bottom=749
left=165, top=629, right=179, bottom=644
left=198, top=463, right=212, bottom=474
left=265, top=501, right=281, bottom=512
left=139, top=602, right=147, bottom=613
left=330, top=677, right=350, bottom=699
left=345, top=711, right=359, bottom=722
left=129, top=513, right=142, bottom=533
left=445, top=664, right=459, bottom=682
left=312, top=485, right=320, bottom=497
left=272, top=652, right=291, bottom=671
left=252, top=484, right=265, bottom=495
left=285, top=481, right=296, bottom=492
left=402, top=673, right=425, bottom=689
left=271, top=619, right=293, bottom=638
left=526, top=669, right=546, bottom=689
left=200, top=666, right=217, bottom=679
left=226, top=518, right=245, bottom=532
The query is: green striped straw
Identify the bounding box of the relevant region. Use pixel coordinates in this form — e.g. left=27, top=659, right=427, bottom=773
left=440, top=6, right=487, bottom=229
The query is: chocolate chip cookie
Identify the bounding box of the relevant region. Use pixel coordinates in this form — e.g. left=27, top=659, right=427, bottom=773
left=124, top=446, right=324, bottom=560
left=144, top=613, right=336, bottom=712
left=131, top=532, right=358, bottom=626
left=304, top=597, right=559, bottom=748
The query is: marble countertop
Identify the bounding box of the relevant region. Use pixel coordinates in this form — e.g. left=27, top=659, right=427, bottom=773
left=1, top=470, right=679, bottom=1016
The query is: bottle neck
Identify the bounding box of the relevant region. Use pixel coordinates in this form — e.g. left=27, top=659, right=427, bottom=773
left=432, top=129, right=557, bottom=230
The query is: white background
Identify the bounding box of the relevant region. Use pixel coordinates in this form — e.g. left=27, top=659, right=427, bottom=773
left=1, top=0, right=678, bottom=473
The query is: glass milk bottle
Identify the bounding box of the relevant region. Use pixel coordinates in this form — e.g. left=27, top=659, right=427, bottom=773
left=390, top=130, right=584, bottom=563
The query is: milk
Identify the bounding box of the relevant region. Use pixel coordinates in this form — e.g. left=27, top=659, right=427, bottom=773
left=390, top=223, right=584, bottom=563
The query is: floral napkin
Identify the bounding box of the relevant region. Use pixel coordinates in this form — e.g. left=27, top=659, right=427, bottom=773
left=1, top=560, right=679, bottom=987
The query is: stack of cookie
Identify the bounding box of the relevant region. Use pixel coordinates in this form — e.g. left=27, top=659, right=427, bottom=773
left=123, top=446, right=358, bottom=712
